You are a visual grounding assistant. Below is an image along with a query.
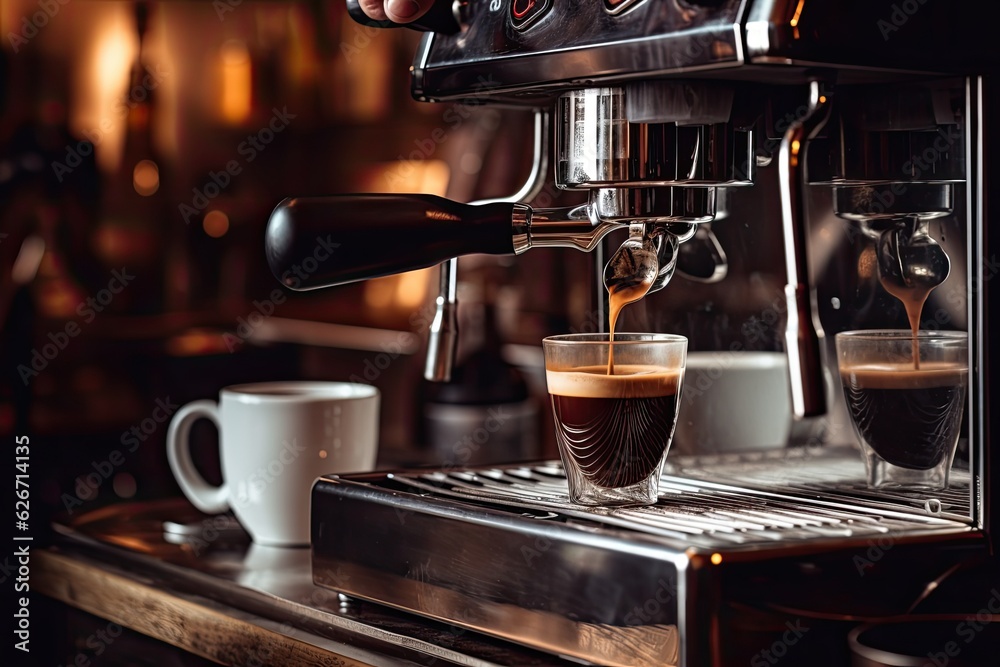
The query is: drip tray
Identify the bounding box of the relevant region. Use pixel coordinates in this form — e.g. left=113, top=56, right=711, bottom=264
left=311, top=446, right=974, bottom=667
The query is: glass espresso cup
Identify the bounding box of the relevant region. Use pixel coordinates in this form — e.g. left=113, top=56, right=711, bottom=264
left=835, top=330, right=968, bottom=490
left=542, top=333, right=687, bottom=506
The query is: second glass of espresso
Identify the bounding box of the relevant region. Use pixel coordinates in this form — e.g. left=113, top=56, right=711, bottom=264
left=542, top=333, right=687, bottom=506
left=836, top=330, right=968, bottom=490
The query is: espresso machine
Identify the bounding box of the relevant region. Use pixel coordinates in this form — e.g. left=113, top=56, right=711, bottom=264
left=264, top=1, right=997, bottom=664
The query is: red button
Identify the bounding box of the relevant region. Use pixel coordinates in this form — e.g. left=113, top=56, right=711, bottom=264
left=511, top=0, right=551, bottom=31
left=512, top=0, right=535, bottom=19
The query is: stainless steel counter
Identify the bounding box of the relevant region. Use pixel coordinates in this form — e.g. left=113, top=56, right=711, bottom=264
left=37, top=499, right=574, bottom=667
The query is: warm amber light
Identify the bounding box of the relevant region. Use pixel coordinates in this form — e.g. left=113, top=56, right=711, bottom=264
left=166, top=329, right=230, bottom=356
left=364, top=269, right=433, bottom=315
left=220, top=40, right=252, bottom=125
left=819, top=95, right=828, bottom=104
left=858, top=245, right=876, bottom=280
left=364, top=277, right=396, bottom=311
left=395, top=269, right=432, bottom=310
left=361, top=159, right=450, bottom=196
left=337, top=7, right=391, bottom=120
left=203, top=210, right=230, bottom=238
left=11, top=235, right=44, bottom=284
left=133, top=160, right=159, bottom=195
left=790, top=0, right=805, bottom=26
left=359, top=158, right=445, bottom=318
left=420, top=161, right=450, bottom=196
left=108, top=536, right=155, bottom=553
left=319, top=450, right=328, bottom=459
left=87, top=8, right=137, bottom=173
left=710, top=553, right=723, bottom=565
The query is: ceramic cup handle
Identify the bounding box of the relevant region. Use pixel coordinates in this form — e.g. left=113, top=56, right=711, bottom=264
left=166, top=400, right=229, bottom=514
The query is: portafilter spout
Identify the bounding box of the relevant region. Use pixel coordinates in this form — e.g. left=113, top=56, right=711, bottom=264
left=831, top=183, right=955, bottom=299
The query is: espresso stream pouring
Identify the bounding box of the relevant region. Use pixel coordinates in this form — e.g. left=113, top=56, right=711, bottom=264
left=875, top=217, right=951, bottom=368
left=876, top=220, right=951, bottom=312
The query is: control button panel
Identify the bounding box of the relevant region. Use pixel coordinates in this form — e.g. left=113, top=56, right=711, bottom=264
left=511, top=0, right=552, bottom=31
left=415, top=0, right=744, bottom=104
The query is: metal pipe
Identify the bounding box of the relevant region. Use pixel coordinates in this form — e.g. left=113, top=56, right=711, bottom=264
left=423, top=110, right=551, bottom=381
left=424, top=257, right=459, bottom=381
left=778, top=80, right=831, bottom=418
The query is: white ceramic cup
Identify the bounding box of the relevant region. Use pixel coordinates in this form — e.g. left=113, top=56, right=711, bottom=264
left=673, top=351, right=791, bottom=454
left=166, top=381, right=379, bottom=546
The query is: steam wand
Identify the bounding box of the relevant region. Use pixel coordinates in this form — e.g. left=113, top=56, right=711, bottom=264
left=778, top=80, right=831, bottom=418
left=425, top=110, right=549, bottom=382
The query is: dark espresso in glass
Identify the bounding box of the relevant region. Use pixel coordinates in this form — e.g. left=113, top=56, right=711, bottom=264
left=548, top=364, right=681, bottom=488
left=840, top=362, right=968, bottom=470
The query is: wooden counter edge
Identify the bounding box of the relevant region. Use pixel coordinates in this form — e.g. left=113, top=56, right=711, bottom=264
left=36, top=549, right=376, bottom=667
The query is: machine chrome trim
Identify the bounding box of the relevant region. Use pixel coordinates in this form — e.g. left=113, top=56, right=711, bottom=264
left=969, top=76, right=987, bottom=534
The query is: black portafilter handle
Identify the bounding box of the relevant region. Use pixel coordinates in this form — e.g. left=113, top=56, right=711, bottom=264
left=345, top=0, right=460, bottom=34
left=265, top=195, right=518, bottom=290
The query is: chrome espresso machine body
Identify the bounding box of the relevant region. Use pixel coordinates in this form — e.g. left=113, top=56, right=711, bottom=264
left=264, top=1, right=998, bottom=665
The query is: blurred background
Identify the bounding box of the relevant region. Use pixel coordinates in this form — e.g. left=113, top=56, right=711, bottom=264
left=0, top=0, right=830, bottom=531
left=0, top=0, right=597, bottom=526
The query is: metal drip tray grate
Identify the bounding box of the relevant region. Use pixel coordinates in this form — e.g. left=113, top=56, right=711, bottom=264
left=376, top=446, right=971, bottom=550
left=310, top=446, right=976, bottom=667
